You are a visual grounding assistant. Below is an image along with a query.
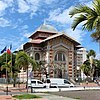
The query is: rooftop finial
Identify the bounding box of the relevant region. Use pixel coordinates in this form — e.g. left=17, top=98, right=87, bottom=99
left=43, top=20, right=46, bottom=25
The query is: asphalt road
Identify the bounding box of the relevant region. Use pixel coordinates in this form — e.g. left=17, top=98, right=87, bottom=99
left=50, top=90, right=100, bottom=100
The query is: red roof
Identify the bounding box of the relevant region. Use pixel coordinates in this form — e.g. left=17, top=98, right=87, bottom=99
left=31, top=39, right=43, bottom=44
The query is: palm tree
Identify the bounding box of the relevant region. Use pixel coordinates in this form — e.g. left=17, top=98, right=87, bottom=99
left=81, top=60, right=90, bottom=77
left=81, top=50, right=96, bottom=81
left=87, top=49, right=96, bottom=59
left=94, top=59, right=100, bottom=77
left=12, top=64, right=20, bottom=87
left=69, top=0, right=100, bottom=52
left=15, top=51, right=36, bottom=93
left=69, top=0, right=100, bottom=31
left=1, top=61, right=11, bottom=83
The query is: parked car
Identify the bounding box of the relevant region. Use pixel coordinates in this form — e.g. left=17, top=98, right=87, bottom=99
left=28, top=79, right=46, bottom=88
left=45, top=78, right=74, bottom=88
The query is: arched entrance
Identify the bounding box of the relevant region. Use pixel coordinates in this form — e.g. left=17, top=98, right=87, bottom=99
left=53, top=51, right=68, bottom=79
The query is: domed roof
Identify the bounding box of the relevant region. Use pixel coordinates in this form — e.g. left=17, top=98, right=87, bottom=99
left=37, top=24, right=57, bottom=33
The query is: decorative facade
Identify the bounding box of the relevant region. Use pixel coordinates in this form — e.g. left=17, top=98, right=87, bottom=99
left=23, top=24, right=81, bottom=80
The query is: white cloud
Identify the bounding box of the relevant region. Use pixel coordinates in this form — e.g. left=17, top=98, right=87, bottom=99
left=44, top=0, right=56, bottom=4
left=16, top=44, right=23, bottom=51
left=45, top=8, right=84, bottom=42
left=26, top=0, right=41, bottom=17
left=47, top=6, right=75, bottom=25
left=4, top=0, right=13, bottom=4
left=46, top=0, right=93, bottom=25
left=21, top=25, right=28, bottom=30
left=17, top=0, right=40, bottom=16
left=24, top=33, right=32, bottom=38
left=0, top=18, right=11, bottom=27
left=65, top=28, right=85, bottom=42
left=17, top=0, right=30, bottom=13
left=0, top=0, right=14, bottom=16
left=0, top=35, right=22, bottom=52
left=0, top=1, right=7, bottom=15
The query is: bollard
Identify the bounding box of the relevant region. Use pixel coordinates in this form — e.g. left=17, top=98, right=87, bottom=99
left=84, top=86, right=85, bottom=90
left=6, top=86, right=8, bottom=95
left=31, top=87, right=32, bottom=93
left=59, top=88, right=61, bottom=92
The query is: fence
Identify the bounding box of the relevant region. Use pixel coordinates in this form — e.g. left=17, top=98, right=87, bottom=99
left=0, top=78, right=6, bottom=84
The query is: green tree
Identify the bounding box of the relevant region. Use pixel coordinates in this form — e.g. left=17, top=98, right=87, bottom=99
left=36, top=60, right=49, bottom=80
left=81, top=50, right=96, bottom=81
left=1, top=61, right=11, bottom=83
left=0, top=53, right=20, bottom=87
left=69, top=0, right=100, bottom=52
left=69, top=0, right=100, bottom=31
left=93, top=59, right=100, bottom=78
left=81, top=60, right=90, bottom=76
left=12, top=64, right=20, bottom=87
left=15, top=51, right=36, bottom=92
left=87, top=49, right=96, bottom=59
left=0, top=53, right=15, bottom=77
left=87, top=50, right=96, bottom=80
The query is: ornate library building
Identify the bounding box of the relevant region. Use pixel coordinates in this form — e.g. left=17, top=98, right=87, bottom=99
left=23, top=24, right=81, bottom=80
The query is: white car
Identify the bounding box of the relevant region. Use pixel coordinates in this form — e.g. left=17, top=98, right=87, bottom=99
left=28, top=79, right=46, bottom=88
left=45, top=78, right=74, bottom=88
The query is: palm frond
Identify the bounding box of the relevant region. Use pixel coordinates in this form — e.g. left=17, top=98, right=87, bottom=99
left=69, top=4, right=96, bottom=17
left=29, top=57, right=37, bottom=71
left=16, top=51, right=36, bottom=71
left=91, top=31, right=100, bottom=42
left=93, top=0, right=100, bottom=15
left=72, top=14, right=87, bottom=30
left=69, top=0, right=100, bottom=31
left=92, top=16, right=100, bottom=28
left=83, top=16, right=97, bottom=31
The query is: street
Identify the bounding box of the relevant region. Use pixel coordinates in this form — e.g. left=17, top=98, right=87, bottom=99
left=50, top=90, right=100, bottom=100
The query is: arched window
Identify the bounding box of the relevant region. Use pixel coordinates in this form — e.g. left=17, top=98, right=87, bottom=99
left=54, top=52, right=65, bottom=61
left=35, top=53, right=40, bottom=60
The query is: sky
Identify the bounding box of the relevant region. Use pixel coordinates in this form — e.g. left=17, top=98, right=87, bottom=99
left=0, top=0, right=99, bottom=56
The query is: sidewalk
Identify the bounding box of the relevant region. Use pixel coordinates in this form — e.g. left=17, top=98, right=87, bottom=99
left=0, top=95, right=15, bottom=100
left=80, top=82, right=98, bottom=87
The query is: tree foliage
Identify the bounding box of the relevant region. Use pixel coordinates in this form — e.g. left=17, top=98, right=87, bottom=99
left=15, top=51, right=37, bottom=92
left=0, top=53, right=16, bottom=77
left=87, top=49, right=96, bottom=59
left=15, top=51, right=36, bottom=71
left=81, top=49, right=100, bottom=79
left=69, top=0, right=100, bottom=31
left=81, top=60, right=90, bottom=76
